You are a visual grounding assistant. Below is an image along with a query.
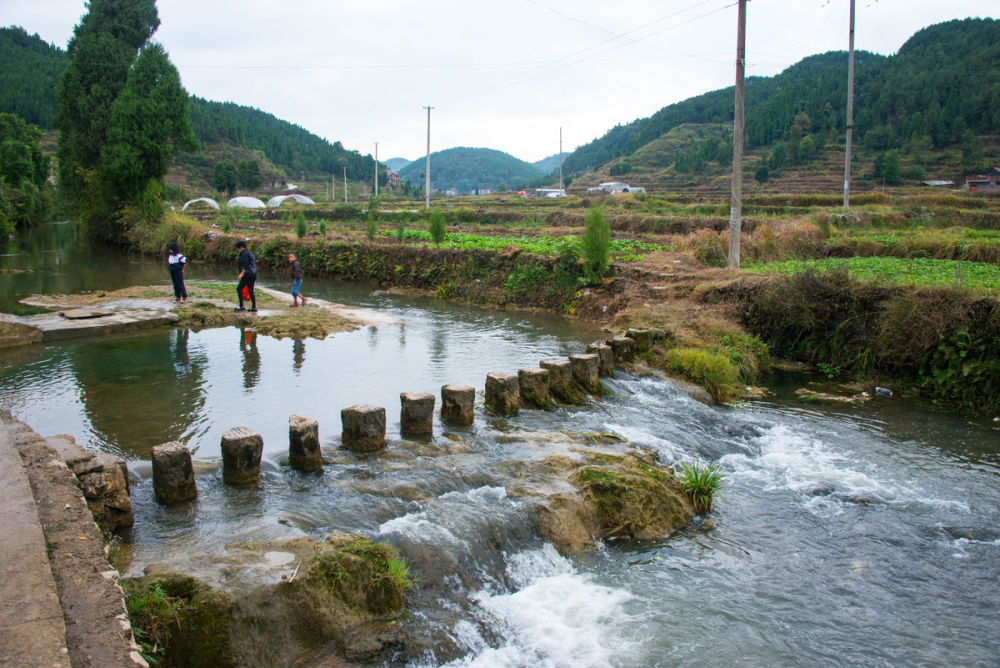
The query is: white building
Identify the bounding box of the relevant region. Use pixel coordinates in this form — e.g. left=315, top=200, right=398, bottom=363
left=586, top=182, right=645, bottom=195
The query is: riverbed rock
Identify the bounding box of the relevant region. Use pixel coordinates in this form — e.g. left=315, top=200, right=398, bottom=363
left=569, top=353, right=601, bottom=394
left=151, top=442, right=197, bottom=504
left=537, top=453, right=694, bottom=553
left=341, top=404, right=386, bottom=452
left=586, top=342, right=615, bottom=377
left=288, top=415, right=322, bottom=472
left=440, top=385, right=475, bottom=425
left=607, top=335, right=636, bottom=363
left=124, top=533, right=409, bottom=668
left=221, top=427, right=264, bottom=487
left=518, top=368, right=552, bottom=409
left=400, top=392, right=435, bottom=436
left=485, top=372, right=520, bottom=415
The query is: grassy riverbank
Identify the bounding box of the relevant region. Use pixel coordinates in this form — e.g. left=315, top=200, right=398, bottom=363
left=128, top=189, right=1000, bottom=413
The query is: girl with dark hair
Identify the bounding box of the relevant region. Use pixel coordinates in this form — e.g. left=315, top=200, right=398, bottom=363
left=167, top=241, right=187, bottom=302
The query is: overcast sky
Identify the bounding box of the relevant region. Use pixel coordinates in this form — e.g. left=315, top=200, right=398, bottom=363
left=5, top=1, right=997, bottom=164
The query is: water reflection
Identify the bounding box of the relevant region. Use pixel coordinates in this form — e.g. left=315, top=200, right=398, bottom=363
left=240, top=329, right=260, bottom=390
left=69, top=330, right=207, bottom=456
left=292, top=338, right=305, bottom=374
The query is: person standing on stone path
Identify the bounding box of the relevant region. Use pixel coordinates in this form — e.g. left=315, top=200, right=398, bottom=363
left=288, top=252, right=307, bottom=307
left=235, top=240, right=257, bottom=312
left=167, top=241, right=188, bottom=302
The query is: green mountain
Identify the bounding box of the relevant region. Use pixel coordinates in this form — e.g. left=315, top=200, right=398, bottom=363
left=398, top=147, right=543, bottom=193
left=0, top=27, right=69, bottom=129
left=0, top=25, right=376, bottom=184
left=564, top=18, right=1000, bottom=178
left=532, top=154, right=563, bottom=176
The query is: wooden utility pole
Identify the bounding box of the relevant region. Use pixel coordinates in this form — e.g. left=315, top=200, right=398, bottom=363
left=843, top=0, right=856, bottom=209
left=727, top=0, right=748, bottom=270
left=424, top=106, right=433, bottom=210
left=559, top=127, right=564, bottom=189
left=344, top=166, right=347, bottom=203
left=373, top=142, right=379, bottom=198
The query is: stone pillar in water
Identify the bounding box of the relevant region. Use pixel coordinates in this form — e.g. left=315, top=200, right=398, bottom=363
left=540, top=359, right=575, bottom=403
left=221, top=427, right=263, bottom=487
left=518, top=368, right=552, bottom=409
left=289, top=415, right=322, bottom=472
left=441, top=385, right=475, bottom=425
left=626, top=328, right=653, bottom=352
left=485, top=372, right=520, bottom=415
left=151, top=442, right=197, bottom=504
left=607, top=335, right=636, bottom=363
left=400, top=392, right=435, bottom=436
left=587, top=342, right=615, bottom=376
left=570, top=353, right=600, bottom=393
left=341, top=404, right=386, bottom=452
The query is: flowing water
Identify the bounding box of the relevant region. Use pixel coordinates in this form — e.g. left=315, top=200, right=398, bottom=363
left=1, top=223, right=998, bottom=666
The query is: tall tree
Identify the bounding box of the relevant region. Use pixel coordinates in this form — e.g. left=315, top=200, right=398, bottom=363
left=213, top=161, right=238, bottom=197
left=237, top=160, right=262, bottom=191
left=102, top=43, right=196, bottom=202
left=55, top=0, right=159, bottom=207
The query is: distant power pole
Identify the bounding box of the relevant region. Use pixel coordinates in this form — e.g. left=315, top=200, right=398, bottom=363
left=373, top=142, right=379, bottom=198
left=344, top=166, right=348, bottom=203
left=843, top=0, right=856, bottom=210
left=559, top=127, right=564, bottom=189
left=424, top=106, right=433, bottom=210
left=727, top=0, right=748, bottom=270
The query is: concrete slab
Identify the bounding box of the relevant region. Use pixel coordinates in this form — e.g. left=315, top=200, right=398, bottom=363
left=20, top=308, right=178, bottom=342
left=0, top=421, right=72, bottom=668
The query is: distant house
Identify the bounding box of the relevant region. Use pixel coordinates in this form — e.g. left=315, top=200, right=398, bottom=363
left=535, top=188, right=565, bottom=198
left=445, top=188, right=459, bottom=197
left=966, top=167, right=1000, bottom=193
left=387, top=171, right=401, bottom=186
left=586, top=182, right=645, bottom=195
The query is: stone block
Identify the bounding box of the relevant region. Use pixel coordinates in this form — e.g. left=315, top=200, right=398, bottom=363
left=220, top=427, right=264, bottom=487
left=440, top=385, right=475, bottom=425
left=289, top=415, right=322, bottom=472
left=586, top=342, right=615, bottom=376
left=607, top=335, right=636, bottom=363
left=341, top=404, right=386, bottom=452
left=626, top=328, right=652, bottom=352
left=485, top=372, right=520, bottom=416
left=518, top=368, right=552, bottom=408
left=151, top=442, right=198, bottom=504
left=400, top=392, right=435, bottom=436
left=540, top=359, right=576, bottom=403
left=570, top=353, right=600, bottom=393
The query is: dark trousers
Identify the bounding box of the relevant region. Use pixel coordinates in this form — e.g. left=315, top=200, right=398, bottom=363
left=237, top=273, right=256, bottom=309
left=170, top=269, right=186, bottom=298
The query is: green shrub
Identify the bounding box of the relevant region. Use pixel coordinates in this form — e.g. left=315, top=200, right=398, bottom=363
left=295, top=213, right=307, bottom=238
left=318, top=220, right=327, bottom=235
left=581, top=206, right=610, bottom=282
left=396, top=218, right=406, bottom=243
left=429, top=209, right=446, bottom=246
left=662, top=347, right=739, bottom=401
left=678, top=461, right=724, bottom=513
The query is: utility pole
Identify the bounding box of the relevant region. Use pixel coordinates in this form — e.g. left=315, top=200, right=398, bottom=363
left=424, top=106, right=433, bottom=210
left=344, top=166, right=347, bottom=203
left=373, top=142, right=379, bottom=198
left=559, top=127, right=564, bottom=190
left=727, top=0, right=747, bottom=270
left=843, top=0, right=856, bottom=210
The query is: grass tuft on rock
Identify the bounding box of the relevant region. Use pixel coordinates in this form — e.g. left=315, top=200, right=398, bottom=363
left=677, top=460, right=724, bottom=514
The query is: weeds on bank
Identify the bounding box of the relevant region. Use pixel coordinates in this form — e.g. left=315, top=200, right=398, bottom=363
left=677, top=461, right=724, bottom=514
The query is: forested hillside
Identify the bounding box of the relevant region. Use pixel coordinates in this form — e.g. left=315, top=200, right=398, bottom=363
left=398, top=147, right=543, bottom=193
left=565, top=18, right=999, bottom=178
left=0, top=25, right=376, bottom=183
left=0, top=27, right=68, bottom=129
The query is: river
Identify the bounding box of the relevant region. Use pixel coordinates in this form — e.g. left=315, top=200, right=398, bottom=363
left=2, top=223, right=998, bottom=666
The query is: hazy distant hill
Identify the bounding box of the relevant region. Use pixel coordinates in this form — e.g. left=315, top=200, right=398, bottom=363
left=565, top=18, right=1000, bottom=180
left=385, top=157, right=411, bottom=172
left=532, top=154, right=563, bottom=176
left=398, top=147, right=543, bottom=193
